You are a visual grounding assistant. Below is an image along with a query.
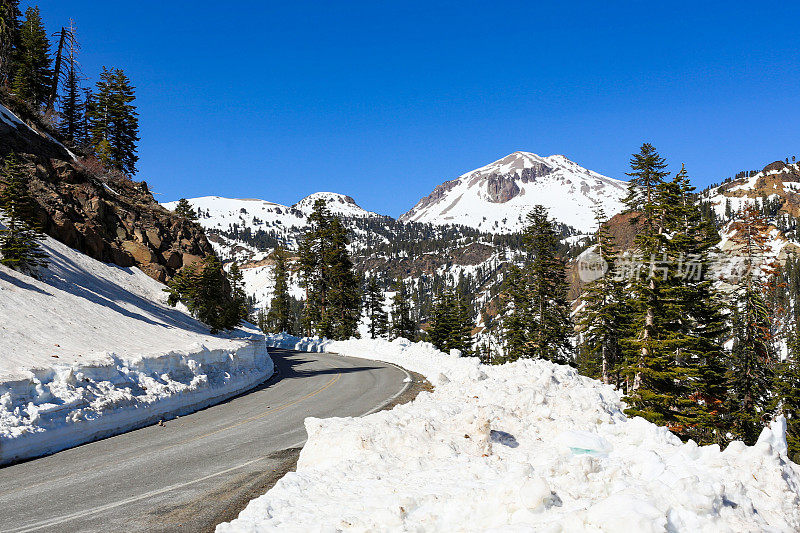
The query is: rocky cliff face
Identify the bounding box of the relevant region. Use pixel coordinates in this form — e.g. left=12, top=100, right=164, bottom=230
left=0, top=98, right=214, bottom=281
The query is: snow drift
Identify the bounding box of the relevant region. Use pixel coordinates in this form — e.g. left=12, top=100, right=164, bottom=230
left=0, top=235, right=273, bottom=465
left=219, top=335, right=800, bottom=532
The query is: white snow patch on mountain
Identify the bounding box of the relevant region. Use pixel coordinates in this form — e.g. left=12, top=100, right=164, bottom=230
left=401, top=151, right=628, bottom=233
left=0, top=235, right=272, bottom=464
left=219, top=335, right=800, bottom=532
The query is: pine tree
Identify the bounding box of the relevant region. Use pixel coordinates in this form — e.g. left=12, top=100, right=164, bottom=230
left=429, top=287, right=473, bottom=355
left=391, top=278, right=416, bottom=340
left=0, top=153, right=47, bottom=274
left=0, top=0, right=21, bottom=86
left=164, top=255, right=246, bottom=334
left=777, top=332, right=800, bottom=461
left=174, top=198, right=199, bottom=221
left=298, top=199, right=360, bottom=340
left=366, top=277, right=389, bottom=339
left=620, top=156, right=728, bottom=441
left=578, top=208, right=630, bottom=387
left=58, top=20, right=82, bottom=145
left=88, top=67, right=139, bottom=174
left=227, top=262, right=249, bottom=324
left=266, top=247, right=293, bottom=334
left=726, top=205, right=775, bottom=444
left=326, top=217, right=360, bottom=339
left=11, top=6, right=51, bottom=107
left=623, top=143, right=669, bottom=214
left=500, top=205, right=572, bottom=364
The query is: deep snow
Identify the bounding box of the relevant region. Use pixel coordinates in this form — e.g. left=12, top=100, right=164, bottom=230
left=401, top=151, right=628, bottom=234
left=219, top=335, right=800, bottom=532
left=0, top=234, right=273, bottom=464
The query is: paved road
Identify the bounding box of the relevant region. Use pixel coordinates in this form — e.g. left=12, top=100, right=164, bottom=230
left=0, top=349, right=411, bottom=532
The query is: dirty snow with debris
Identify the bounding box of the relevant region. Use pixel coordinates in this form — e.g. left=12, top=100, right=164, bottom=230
left=219, top=334, right=800, bottom=532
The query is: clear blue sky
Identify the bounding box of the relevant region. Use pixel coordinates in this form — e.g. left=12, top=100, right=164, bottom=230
left=29, top=1, right=800, bottom=217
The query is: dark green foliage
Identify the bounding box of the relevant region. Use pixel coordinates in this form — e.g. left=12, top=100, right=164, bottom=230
left=11, top=6, right=51, bottom=106
left=428, top=287, right=473, bottom=355
left=391, top=278, right=416, bottom=340
left=164, top=256, right=246, bottom=334
left=0, top=153, right=47, bottom=274
left=174, top=198, right=199, bottom=221
left=58, top=22, right=83, bottom=146
left=0, top=0, right=21, bottom=86
left=623, top=142, right=669, bottom=214
left=266, top=247, right=295, bottom=334
left=298, top=199, right=360, bottom=340
left=777, top=333, right=800, bottom=461
left=500, top=205, right=572, bottom=364
left=87, top=67, right=139, bottom=174
left=726, top=206, right=775, bottom=444
left=621, top=156, right=729, bottom=443
left=365, top=276, right=389, bottom=339
left=578, top=209, right=630, bottom=387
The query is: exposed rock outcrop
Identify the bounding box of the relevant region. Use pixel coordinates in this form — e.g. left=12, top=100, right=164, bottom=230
left=0, top=98, right=214, bottom=281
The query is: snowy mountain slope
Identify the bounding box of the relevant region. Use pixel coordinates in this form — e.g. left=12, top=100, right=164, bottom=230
left=163, top=192, right=383, bottom=249
left=400, top=151, right=628, bottom=233
left=0, top=234, right=271, bottom=464
left=702, top=160, right=800, bottom=219
left=220, top=336, right=800, bottom=532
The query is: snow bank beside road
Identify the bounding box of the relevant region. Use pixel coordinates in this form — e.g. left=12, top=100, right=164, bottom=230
left=221, top=335, right=800, bottom=532
left=0, top=236, right=273, bottom=464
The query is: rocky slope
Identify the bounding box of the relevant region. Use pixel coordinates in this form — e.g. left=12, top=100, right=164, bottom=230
left=400, top=151, right=628, bottom=233
left=0, top=98, right=214, bottom=281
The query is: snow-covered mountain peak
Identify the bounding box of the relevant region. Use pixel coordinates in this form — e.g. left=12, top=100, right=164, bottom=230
left=292, top=192, right=381, bottom=218
left=400, top=152, right=628, bottom=233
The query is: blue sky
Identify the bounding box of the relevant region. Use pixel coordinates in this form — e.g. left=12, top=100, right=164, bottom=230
left=29, top=1, right=800, bottom=217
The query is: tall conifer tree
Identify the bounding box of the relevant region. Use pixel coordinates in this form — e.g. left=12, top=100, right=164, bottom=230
left=0, top=0, right=21, bottom=86
left=366, top=277, right=389, bottom=339
left=0, top=153, right=47, bottom=274
left=88, top=67, right=139, bottom=174
left=11, top=6, right=51, bottom=106
left=267, top=247, right=293, bottom=334
left=501, top=205, right=572, bottom=364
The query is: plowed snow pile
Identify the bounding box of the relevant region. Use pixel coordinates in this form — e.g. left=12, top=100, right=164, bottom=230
left=0, top=235, right=272, bottom=464
left=219, top=335, right=800, bottom=532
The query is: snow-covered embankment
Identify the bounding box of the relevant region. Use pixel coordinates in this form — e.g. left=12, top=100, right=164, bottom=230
left=0, top=236, right=273, bottom=465
left=220, top=334, right=800, bottom=532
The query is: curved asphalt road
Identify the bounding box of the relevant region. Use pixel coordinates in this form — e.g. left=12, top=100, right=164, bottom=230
left=0, top=349, right=411, bottom=532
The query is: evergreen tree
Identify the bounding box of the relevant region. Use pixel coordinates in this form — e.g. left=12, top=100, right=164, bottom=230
left=429, top=287, right=473, bottom=355
left=365, top=277, right=389, bottom=339
left=623, top=142, right=669, bottom=214
left=777, top=332, right=800, bottom=461
left=11, top=6, right=51, bottom=107
left=726, top=205, right=775, bottom=444
left=58, top=20, right=82, bottom=145
left=500, top=205, right=572, bottom=364
left=0, top=0, right=21, bottom=86
left=174, top=198, right=198, bottom=221
left=391, top=278, right=416, bottom=340
left=0, top=153, right=47, bottom=274
left=88, top=67, right=139, bottom=174
left=578, top=208, right=630, bottom=387
left=266, top=247, right=293, bottom=334
left=298, top=199, right=360, bottom=339
left=227, top=262, right=249, bottom=323
left=164, top=255, right=246, bottom=334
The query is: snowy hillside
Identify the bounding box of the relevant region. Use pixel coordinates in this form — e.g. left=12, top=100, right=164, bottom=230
left=219, top=335, right=800, bottom=532
left=702, top=160, right=800, bottom=219
left=401, top=151, right=628, bottom=233
left=0, top=235, right=272, bottom=464
left=163, top=192, right=383, bottom=249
